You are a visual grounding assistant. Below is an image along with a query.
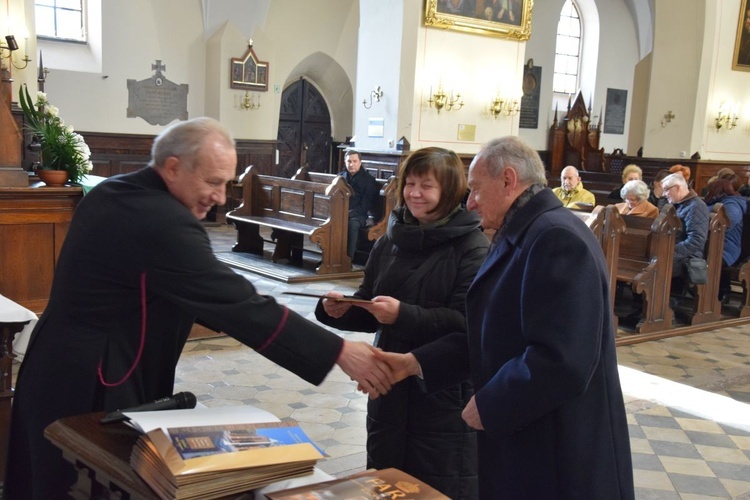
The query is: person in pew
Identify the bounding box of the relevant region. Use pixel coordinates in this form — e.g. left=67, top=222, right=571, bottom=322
left=315, top=147, right=489, bottom=499
left=704, top=178, right=747, bottom=299
left=615, top=179, right=659, bottom=217
left=5, top=117, right=396, bottom=500
left=662, top=173, right=710, bottom=295
left=648, top=168, right=671, bottom=211
left=339, top=149, right=379, bottom=262
left=376, top=137, right=634, bottom=499
left=608, top=163, right=643, bottom=202
left=552, top=165, right=596, bottom=209
left=669, top=163, right=693, bottom=188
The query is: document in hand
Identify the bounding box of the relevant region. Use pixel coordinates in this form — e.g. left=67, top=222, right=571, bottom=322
left=264, top=467, right=450, bottom=499
left=128, top=407, right=325, bottom=500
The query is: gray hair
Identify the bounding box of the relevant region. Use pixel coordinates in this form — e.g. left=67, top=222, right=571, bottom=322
left=150, top=117, right=235, bottom=170
left=661, top=173, right=688, bottom=190
left=620, top=179, right=650, bottom=201
left=475, top=136, right=547, bottom=186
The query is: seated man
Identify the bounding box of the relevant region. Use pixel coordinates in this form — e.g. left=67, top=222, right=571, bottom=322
left=339, top=149, right=379, bottom=260
left=552, top=165, right=596, bottom=209
left=661, top=173, right=710, bottom=289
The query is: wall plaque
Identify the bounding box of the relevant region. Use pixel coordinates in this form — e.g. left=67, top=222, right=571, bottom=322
left=603, top=88, right=627, bottom=135
left=127, top=61, right=189, bottom=126
left=519, top=62, right=541, bottom=129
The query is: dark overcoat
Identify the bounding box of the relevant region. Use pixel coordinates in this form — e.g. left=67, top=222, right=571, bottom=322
left=6, top=168, right=344, bottom=499
left=466, top=189, right=634, bottom=499
left=316, top=207, right=488, bottom=499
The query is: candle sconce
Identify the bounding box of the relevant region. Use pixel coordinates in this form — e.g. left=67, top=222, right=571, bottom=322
left=1, top=35, right=31, bottom=70
left=362, top=86, right=383, bottom=109
left=488, top=95, right=519, bottom=118
left=715, top=102, right=739, bottom=131
left=240, top=91, right=260, bottom=111
left=427, top=83, right=463, bottom=113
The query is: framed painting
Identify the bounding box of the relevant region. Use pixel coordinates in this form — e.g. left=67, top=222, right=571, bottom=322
left=230, top=43, right=269, bottom=91
left=733, top=0, right=750, bottom=71
left=424, top=0, right=533, bottom=40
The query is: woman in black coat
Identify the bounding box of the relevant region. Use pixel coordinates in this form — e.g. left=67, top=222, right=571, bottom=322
left=316, top=147, right=489, bottom=499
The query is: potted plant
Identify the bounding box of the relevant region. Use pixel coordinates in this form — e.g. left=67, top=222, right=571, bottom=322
left=18, top=84, right=93, bottom=186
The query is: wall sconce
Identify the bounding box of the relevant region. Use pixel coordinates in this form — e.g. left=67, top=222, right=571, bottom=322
left=362, top=86, right=383, bottom=109
left=240, top=91, right=260, bottom=111
left=489, top=95, right=506, bottom=118
left=428, top=83, right=463, bottom=113
left=1, top=34, right=32, bottom=70
left=715, top=102, right=739, bottom=131
left=660, top=110, right=675, bottom=128
left=488, top=95, right=520, bottom=118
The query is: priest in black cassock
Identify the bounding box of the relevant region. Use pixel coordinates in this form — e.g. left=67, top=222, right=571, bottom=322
left=4, top=117, right=394, bottom=499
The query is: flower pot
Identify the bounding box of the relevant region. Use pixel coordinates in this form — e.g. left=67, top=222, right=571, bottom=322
left=37, top=169, right=70, bottom=187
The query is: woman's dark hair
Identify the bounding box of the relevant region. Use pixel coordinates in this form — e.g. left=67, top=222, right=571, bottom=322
left=704, top=178, right=737, bottom=205
left=397, top=147, right=467, bottom=220
left=652, top=169, right=672, bottom=185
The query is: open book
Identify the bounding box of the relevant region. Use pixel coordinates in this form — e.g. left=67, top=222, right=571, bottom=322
left=127, top=407, right=324, bottom=500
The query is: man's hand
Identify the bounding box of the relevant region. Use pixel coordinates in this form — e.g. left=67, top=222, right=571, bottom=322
left=378, top=351, right=422, bottom=385
left=355, top=296, right=399, bottom=324
left=462, top=395, right=485, bottom=430
left=336, top=341, right=395, bottom=398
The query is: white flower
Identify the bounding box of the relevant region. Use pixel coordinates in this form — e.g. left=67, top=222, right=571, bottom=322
left=46, top=105, right=59, bottom=118
left=36, top=92, right=48, bottom=104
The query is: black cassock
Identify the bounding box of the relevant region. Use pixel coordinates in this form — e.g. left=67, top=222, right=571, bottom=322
left=6, top=168, right=344, bottom=499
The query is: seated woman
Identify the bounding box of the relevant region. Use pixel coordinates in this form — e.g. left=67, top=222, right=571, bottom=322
left=648, top=169, right=672, bottom=211
left=608, top=163, right=642, bottom=202
left=704, top=178, right=747, bottom=299
left=615, top=179, right=659, bottom=217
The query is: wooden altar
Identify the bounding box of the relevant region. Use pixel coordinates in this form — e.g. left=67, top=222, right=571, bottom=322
left=548, top=92, right=605, bottom=177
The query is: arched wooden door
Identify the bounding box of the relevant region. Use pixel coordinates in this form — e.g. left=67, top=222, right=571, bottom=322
left=276, top=79, right=332, bottom=178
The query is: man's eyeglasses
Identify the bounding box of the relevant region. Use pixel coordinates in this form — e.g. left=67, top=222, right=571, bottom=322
left=662, top=185, right=678, bottom=193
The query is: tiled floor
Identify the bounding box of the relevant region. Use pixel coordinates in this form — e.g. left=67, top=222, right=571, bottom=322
left=179, top=222, right=750, bottom=498
left=13, top=222, right=750, bottom=498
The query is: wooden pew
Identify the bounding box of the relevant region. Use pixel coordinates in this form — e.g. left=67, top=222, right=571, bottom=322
left=573, top=206, right=626, bottom=327
left=292, top=166, right=398, bottom=243
left=681, top=204, right=728, bottom=325
left=226, top=166, right=352, bottom=275
left=616, top=205, right=680, bottom=333
left=725, top=212, right=750, bottom=317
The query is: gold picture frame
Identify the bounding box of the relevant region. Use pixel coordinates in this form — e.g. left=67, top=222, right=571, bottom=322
left=733, top=0, right=750, bottom=71
left=230, top=44, right=269, bottom=91
left=424, top=0, right=533, bottom=41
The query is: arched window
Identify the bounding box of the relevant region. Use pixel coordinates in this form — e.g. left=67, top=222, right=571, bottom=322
left=35, top=0, right=86, bottom=43
left=553, top=0, right=581, bottom=94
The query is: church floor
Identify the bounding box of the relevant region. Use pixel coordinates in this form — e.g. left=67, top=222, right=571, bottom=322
left=10, top=222, right=750, bottom=499
left=184, top=222, right=750, bottom=499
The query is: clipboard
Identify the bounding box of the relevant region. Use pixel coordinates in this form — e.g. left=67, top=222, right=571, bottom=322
left=282, top=292, right=372, bottom=304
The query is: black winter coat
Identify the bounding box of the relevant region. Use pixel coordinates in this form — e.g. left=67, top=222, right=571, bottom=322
left=316, top=206, right=488, bottom=499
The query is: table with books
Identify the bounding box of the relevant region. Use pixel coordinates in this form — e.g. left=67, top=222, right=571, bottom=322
left=43, top=406, right=333, bottom=500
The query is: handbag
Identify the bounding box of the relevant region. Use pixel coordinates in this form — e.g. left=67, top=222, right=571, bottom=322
left=684, top=257, right=708, bottom=284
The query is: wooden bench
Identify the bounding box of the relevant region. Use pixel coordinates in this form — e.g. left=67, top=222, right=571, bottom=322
left=725, top=212, right=750, bottom=317
left=226, top=166, right=352, bottom=275
left=292, top=165, right=399, bottom=244
left=680, top=204, right=728, bottom=325
left=573, top=206, right=626, bottom=328
left=616, top=205, right=680, bottom=333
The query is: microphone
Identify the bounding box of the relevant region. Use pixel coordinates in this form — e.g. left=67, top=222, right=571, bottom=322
left=100, top=391, right=197, bottom=424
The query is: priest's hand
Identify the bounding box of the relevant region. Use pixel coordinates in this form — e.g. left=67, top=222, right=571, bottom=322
left=336, top=341, right=394, bottom=398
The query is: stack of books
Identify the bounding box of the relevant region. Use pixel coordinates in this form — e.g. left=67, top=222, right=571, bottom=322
left=125, top=407, right=325, bottom=499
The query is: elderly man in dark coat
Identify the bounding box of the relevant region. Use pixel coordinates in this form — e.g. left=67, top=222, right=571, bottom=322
left=461, top=136, right=634, bottom=499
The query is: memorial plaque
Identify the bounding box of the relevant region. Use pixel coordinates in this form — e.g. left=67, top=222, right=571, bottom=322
left=603, top=88, right=627, bottom=135
left=519, top=64, right=541, bottom=129
left=127, top=60, right=188, bottom=126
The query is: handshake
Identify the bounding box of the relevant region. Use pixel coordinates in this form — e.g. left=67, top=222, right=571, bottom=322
left=335, top=341, right=421, bottom=398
